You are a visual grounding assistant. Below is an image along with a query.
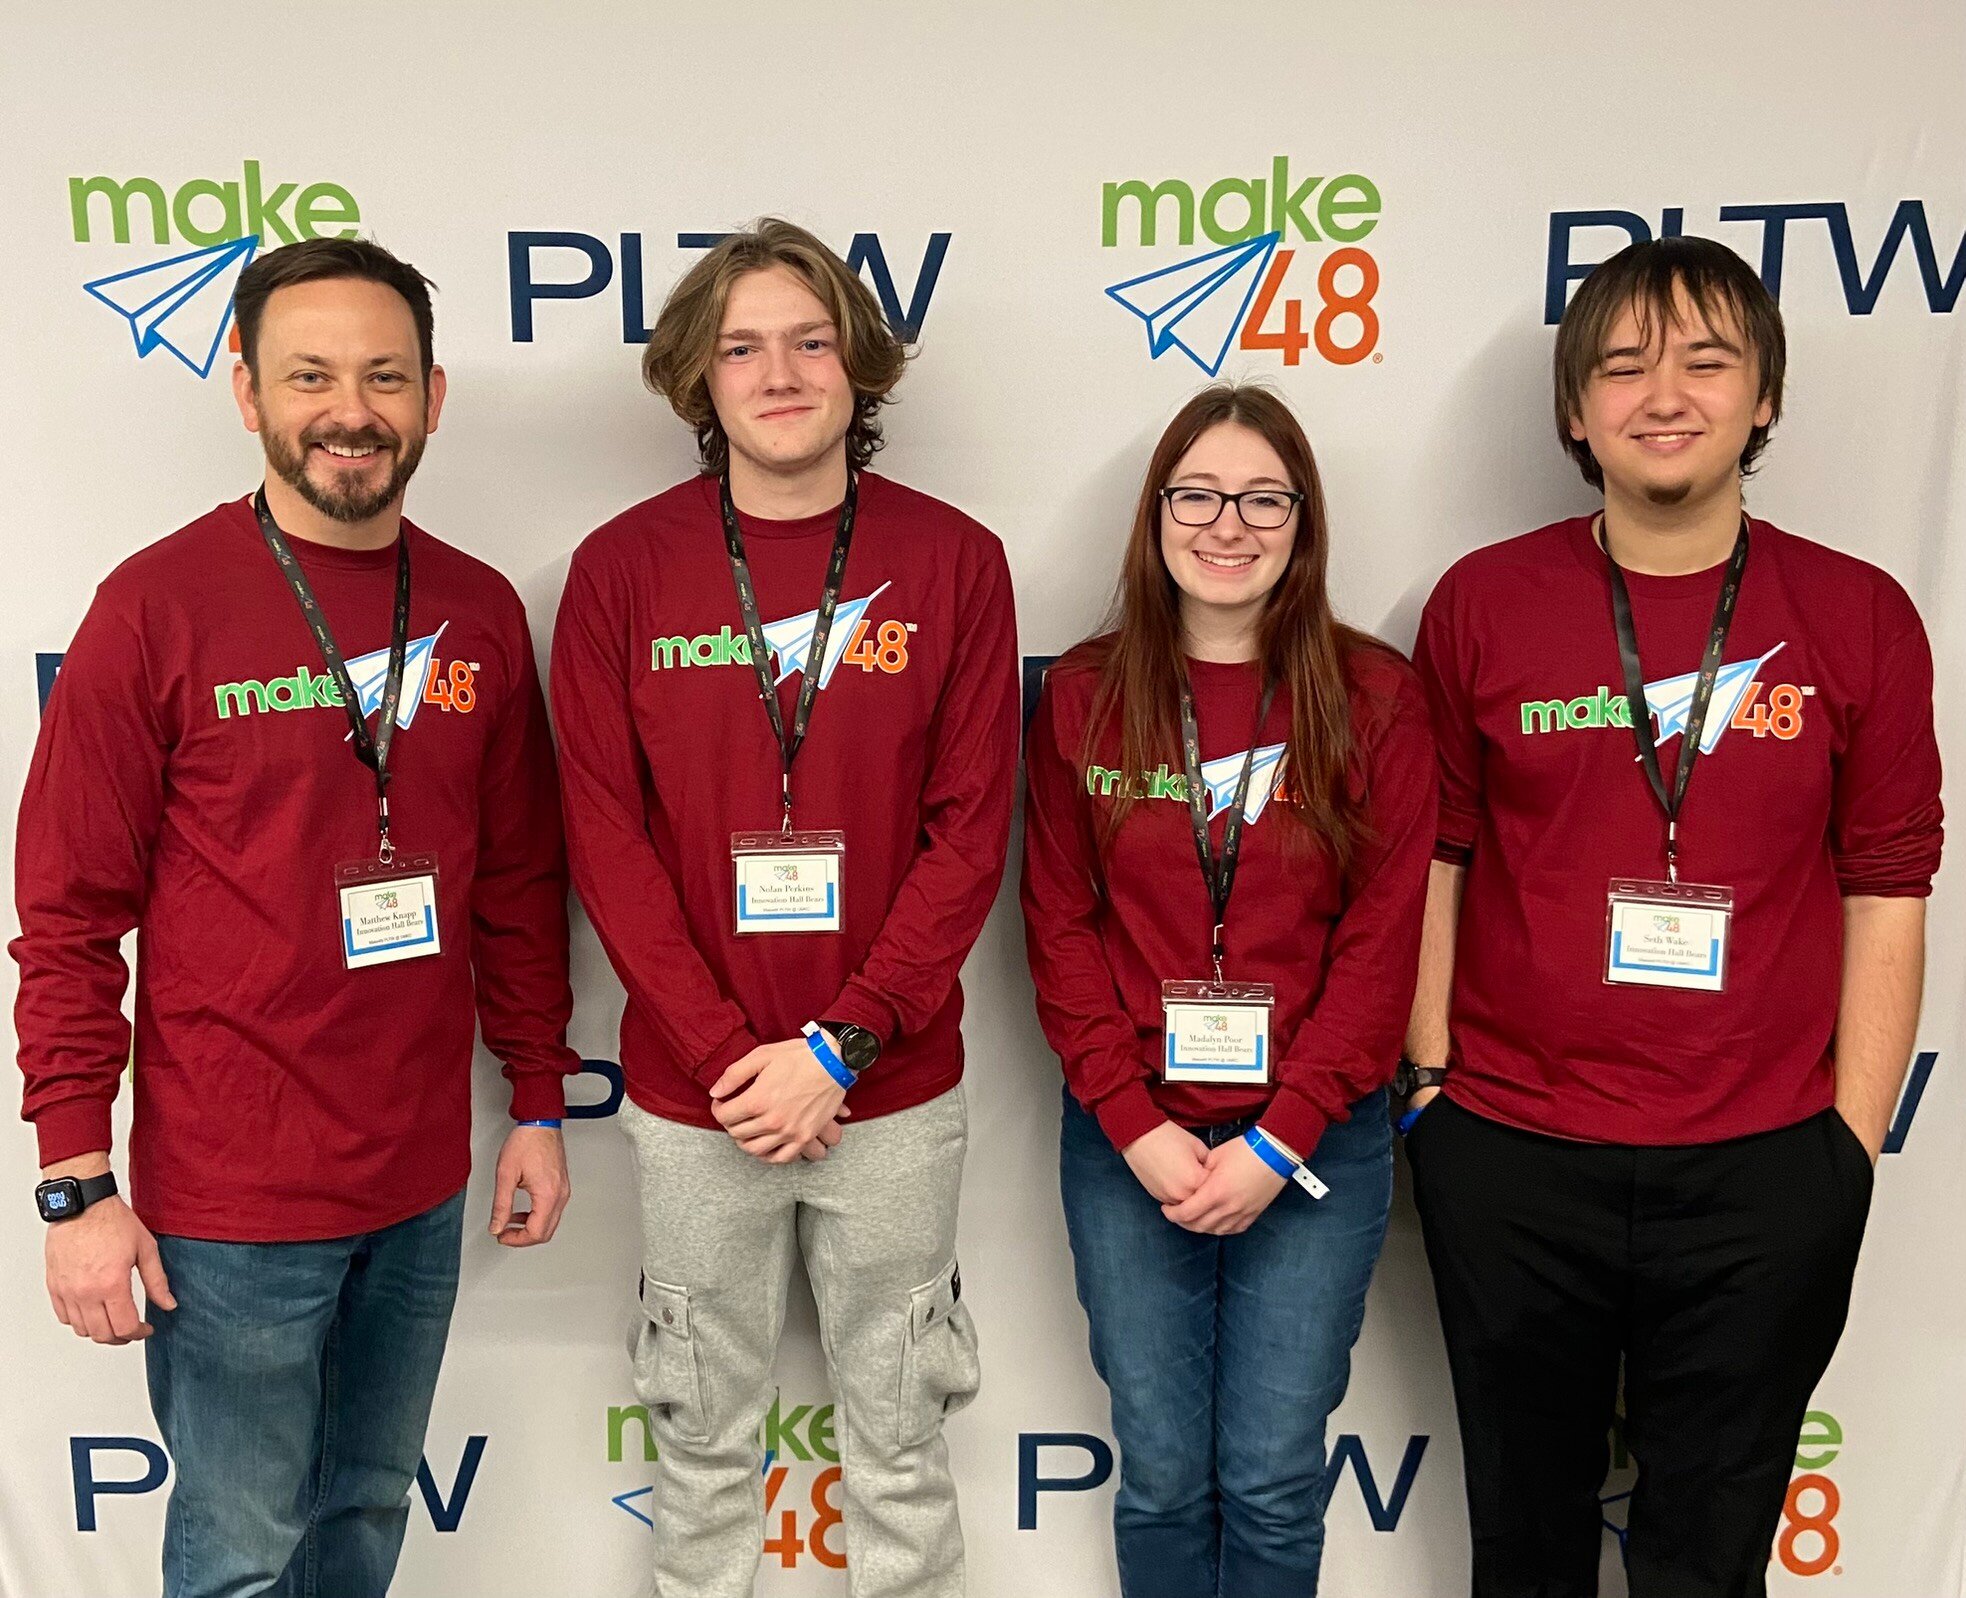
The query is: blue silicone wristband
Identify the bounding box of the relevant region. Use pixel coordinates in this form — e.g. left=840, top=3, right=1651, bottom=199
left=517, top=1119, right=562, bottom=1129
left=1396, top=1104, right=1428, bottom=1137
left=801, top=1026, right=856, bottom=1091
left=1243, top=1126, right=1297, bottom=1179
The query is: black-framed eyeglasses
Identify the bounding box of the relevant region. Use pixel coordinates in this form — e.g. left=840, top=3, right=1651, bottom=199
left=1159, top=486, right=1304, bottom=530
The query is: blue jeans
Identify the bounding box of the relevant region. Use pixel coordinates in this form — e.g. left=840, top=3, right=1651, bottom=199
left=1061, top=1087, right=1393, bottom=1598
left=145, top=1190, right=465, bottom=1598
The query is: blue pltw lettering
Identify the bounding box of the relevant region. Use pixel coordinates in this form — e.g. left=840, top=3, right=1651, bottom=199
left=1015, top=1430, right=1428, bottom=1533
left=567, top=1058, right=626, bottom=1120
left=71, top=1437, right=168, bottom=1531
left=509, top=231, right=952, bottom=344
left=1545, top=202, right=1965, bottom=323
left=69, top=1433, right=486, bottom=1533
left=415, top=1435, right=488, bottom=1533
left=1884, top=1050, right=1937, bottom=1155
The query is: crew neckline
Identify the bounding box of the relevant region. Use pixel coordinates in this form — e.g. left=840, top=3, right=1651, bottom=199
left=698, top=473, right=857, bottom=540
left=233, top=494, right=405, bottom=571
left=1567, top=513, right=1750, bottom=600
left=1182, top=653, right=1263, bottom=681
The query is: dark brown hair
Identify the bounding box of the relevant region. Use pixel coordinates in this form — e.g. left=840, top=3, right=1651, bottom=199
left=642, top=218, right=907, bottom=476
left=232, top=236, right=436, bottom=377
left=1554, top=235, right=1786, bottom=489
left=1064, top=384, right=1378, bottom=874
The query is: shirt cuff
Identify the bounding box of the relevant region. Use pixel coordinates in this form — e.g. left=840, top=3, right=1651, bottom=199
left=689, top=1025, right=763, bottom=1090
left=820, top=983, right=900, bottom=1049
left=34, top=1098, right=114, bottom=1169
left=1092, top=1080, right=1168, bottom=1153
left=507, top=1071, right=568, bottom=1123
left=1258, top=1088, right=1333, bottom=1168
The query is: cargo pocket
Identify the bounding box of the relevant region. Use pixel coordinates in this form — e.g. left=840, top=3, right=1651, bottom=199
left=630, top=1275, right=710, bottom=1446
left=897, top=1258, right=981, bottom=1449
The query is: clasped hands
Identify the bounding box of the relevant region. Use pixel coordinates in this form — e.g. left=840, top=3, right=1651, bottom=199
left=710, top=1035, right=850, bottom=1164
left=1123, top=1120, right=1288, bottom=1235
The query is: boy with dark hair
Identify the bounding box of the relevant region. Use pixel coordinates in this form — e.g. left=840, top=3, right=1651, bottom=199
left=1401, top=235, right=1940, bottom=1597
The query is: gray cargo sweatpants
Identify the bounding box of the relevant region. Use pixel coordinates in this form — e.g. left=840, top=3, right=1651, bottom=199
left=621, top=1086, right=979, bottom=1597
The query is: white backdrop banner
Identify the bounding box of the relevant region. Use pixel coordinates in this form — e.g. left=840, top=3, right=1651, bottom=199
left=3, top=4, right=1962, bottom=1594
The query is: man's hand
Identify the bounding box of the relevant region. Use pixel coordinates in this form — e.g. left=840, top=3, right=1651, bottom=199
left=800, top=1119, right=847, bottom=1162
left=43, top=1154, right=173, bottom=1344
left=710, top=1037, right=851, bottom=1164
left=1161, top=1137, right=1287, bottom=1235
left=489, top=1125, right=572, bottom=1247
left=1406, top=1084, right=1443, bottom=1114
left=1120, top=1121, right=1210, bottom=1205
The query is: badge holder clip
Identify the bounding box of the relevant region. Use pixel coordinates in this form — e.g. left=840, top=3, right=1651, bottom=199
left=731, top=829, right=845, bottom=935
left=1161, top=979, right=1276, bottom=1085
left=335, top=849, right=442, bottom=970
left=1604, top=877, right=1733, bottom=993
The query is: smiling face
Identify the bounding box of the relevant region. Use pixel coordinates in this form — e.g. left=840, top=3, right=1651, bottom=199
left=1568, top=286, right=1773, bottom=513
left=233, top=276, right=443, bottom=524
left=705, top=264, right=855, bottom=486
left=1158, top=421, right=1300, bottom=645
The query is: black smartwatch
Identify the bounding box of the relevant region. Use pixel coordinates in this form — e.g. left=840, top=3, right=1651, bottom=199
left=820, top=1021, right=882, bottom=1076
left=1392, top=1059, right=1447, bottom=1098
left=35, top=1171, right=118, bottom=1223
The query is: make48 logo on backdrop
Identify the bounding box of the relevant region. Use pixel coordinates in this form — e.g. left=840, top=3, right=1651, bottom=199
left=1598, top=1409, right=1851, bottom=1579
left=68, top=160, right=364, bottom=379
left=1100, top=157, right=1384, bottom=375
left=609, top=1392, right=846, bottom=1570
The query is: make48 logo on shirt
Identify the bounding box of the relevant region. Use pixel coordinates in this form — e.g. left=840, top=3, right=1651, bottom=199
left=210, top=626, right=479, bottom=724
left=1518, top=643, right=1809, bottom=748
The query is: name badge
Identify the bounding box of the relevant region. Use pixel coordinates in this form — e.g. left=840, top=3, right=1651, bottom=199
left=1161, top=980, right=1275, bottom=1084
left=732, top=831, right=845, bottom=935
left=335, top=854, right=442, bottom=970
left=1604, top=878, right=1733, bottom=992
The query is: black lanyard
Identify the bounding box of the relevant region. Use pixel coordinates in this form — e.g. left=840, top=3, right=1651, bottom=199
left=254, top=488, right=412, bottom=863
left=1604, top=515, right=1749, bottom=884
left=1178, top=672, right=1280, bottom=984
left=719, top=473, right=859, bottom=834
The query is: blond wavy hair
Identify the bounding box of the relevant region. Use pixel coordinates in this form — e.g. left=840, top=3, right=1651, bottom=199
left=642, top=218, right=908, bottom=475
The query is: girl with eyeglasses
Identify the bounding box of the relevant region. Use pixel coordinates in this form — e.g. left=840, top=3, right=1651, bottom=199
left=1021, top=383, right=1435, bottom=1596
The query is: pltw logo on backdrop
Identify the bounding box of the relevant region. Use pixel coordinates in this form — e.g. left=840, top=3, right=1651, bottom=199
left=1545, top=202, right=1964, bottom=323
left=69, top=161, right=364, bottom=377
left=508, top=230, right=951, bottom=345
left=1100, top=158, right=1384, bottom=375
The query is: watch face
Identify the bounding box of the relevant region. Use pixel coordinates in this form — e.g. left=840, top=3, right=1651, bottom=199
left=36, top=1178, right=81, bottom=1222
left=836, top=1027, right=880, bottom=1073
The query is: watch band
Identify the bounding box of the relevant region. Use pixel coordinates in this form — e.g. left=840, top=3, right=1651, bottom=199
left=819, top=1020, right=882, bottom=1075
left=1393, top=1059, right=1448, bottom=1098
left=35, top=1170, right=118, bottom=1223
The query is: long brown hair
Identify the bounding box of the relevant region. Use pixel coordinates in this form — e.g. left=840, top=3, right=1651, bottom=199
left=1071, top=384, right=1375, bottom=873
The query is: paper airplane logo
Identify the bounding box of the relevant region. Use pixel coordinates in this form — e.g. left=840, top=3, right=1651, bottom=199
left=1105, top=232, right=1282, bottom=376
left=344, top=623, right=447, bottom=733
left=82, top=235, right=260, bottom=378
left=1643, top=642, right=1786, bottom=755
left=1198, top=742, right=1288, bottom=826
left=759, top=582, right=891, bottom=690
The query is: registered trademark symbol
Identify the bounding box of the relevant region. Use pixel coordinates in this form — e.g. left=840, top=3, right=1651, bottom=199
left=1372, top=352, right=1384, bottom=363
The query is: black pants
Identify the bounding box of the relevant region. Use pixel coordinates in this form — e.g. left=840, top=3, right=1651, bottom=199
left=1408, top=1096, right=1873, bottom=1598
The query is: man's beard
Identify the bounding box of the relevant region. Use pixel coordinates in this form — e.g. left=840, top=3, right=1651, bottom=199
left=263, top=424, right=426, bottom=524
left=1642, top=476, right=1695, bottom=508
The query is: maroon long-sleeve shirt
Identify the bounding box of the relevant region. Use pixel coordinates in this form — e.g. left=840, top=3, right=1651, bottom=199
left=1414, top=515, right=1943, bottom=1145
left=1021, top=644, right=1437, bottom=1159
left=12, top=497, right=579, bottom=1240
left=550, top=472, right=1018, bottom=1127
